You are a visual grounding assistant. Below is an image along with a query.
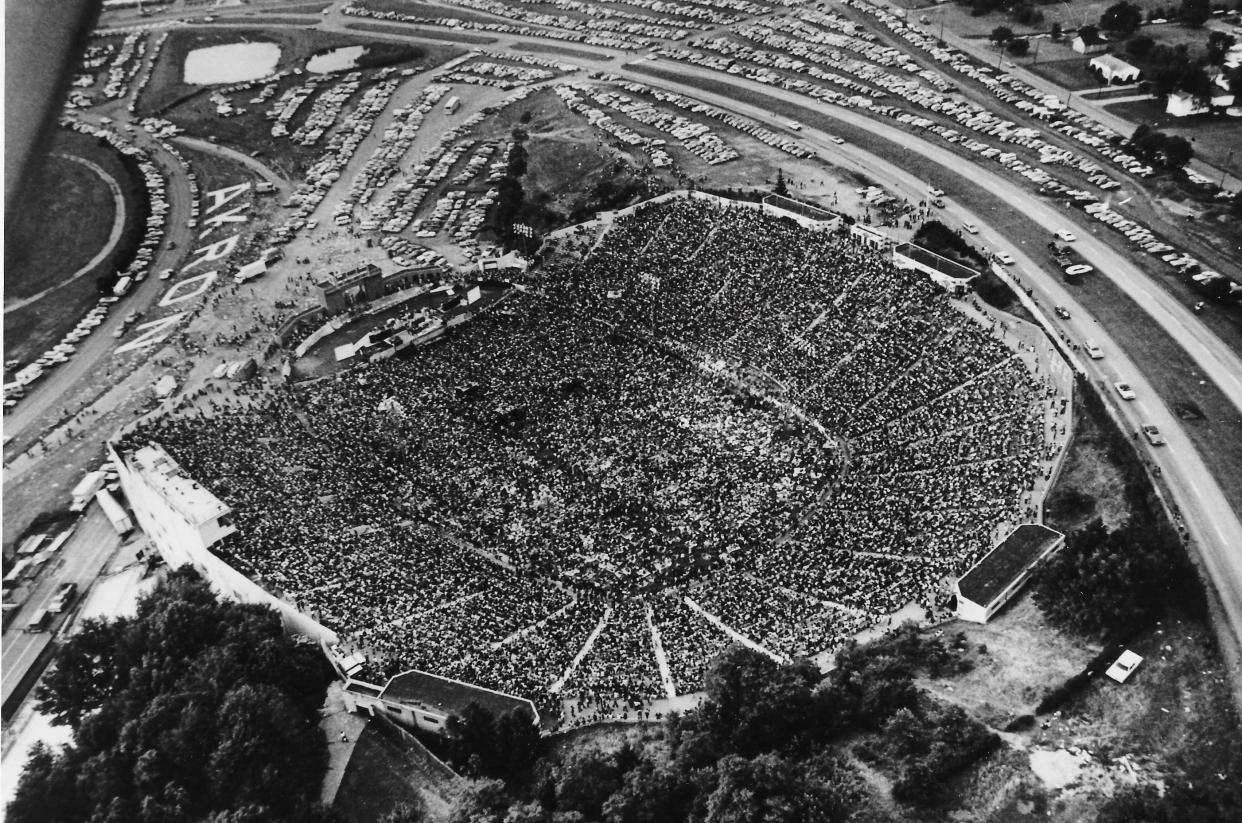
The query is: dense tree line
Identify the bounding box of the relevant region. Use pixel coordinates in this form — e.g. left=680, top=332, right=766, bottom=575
left=444, top=628, right=991, bottom=822
left=7, top=568, right=335, bottom=823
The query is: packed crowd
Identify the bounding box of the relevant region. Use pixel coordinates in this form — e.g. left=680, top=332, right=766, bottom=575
left=134, top=199, right=1052, bottom=718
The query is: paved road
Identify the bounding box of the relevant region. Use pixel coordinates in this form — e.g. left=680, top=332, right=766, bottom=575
left=2, top=116, right=197, bottom=449
left=1, top=505, right=122, bottom=708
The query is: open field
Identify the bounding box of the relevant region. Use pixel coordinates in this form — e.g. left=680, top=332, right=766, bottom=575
left=3, top=130, right=148, bottom=367
left=4, top=142, right=119, bottom=302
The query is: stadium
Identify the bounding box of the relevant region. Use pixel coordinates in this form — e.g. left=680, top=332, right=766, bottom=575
left=114, top=195, right=1060, bottom=725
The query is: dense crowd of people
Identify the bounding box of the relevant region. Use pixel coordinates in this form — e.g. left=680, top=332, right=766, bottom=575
left=131, top=198, right=1054, bottom=720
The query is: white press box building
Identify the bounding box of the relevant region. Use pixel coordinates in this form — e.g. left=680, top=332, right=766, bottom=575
left=110, top=440, right=337, bottom=642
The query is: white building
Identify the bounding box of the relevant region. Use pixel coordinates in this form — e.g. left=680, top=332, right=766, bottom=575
left=1089, top=54, right=1140, bottom=85
left=111, top=441, right=337, bottom=642
left=954, top=524, right=1065, bottom=623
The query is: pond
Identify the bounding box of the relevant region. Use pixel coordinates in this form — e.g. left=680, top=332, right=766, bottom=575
left=306, top=45, right=369, bottom=74
left=183, top=41, right=282, bottom=85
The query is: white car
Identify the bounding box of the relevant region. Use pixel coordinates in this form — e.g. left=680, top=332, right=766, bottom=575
left=1055, top=229, right=1077, bottom=242
left=995, top=252, right=1015, bottom=265
left=928, top=187, right=944, bottom=197
left=963, top=223, right=979, bottom=234
left=1084, top=340, right=1104, bottom=359
left=1114, top=381, right=1136, bottom=400
left=1064, top=264, right=1093, bottom=276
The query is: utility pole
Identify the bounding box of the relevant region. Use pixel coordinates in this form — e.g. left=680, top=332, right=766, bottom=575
left=1222, top=149, right=1235, bottom=188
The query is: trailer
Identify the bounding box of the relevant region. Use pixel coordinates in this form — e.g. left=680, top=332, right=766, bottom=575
left=95, top=489, right=133, bottom=535
left=71, top=470, right=107, bottom=512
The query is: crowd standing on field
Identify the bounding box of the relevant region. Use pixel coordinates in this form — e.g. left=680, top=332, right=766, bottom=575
left=130, top=199, right=1055, bottom=722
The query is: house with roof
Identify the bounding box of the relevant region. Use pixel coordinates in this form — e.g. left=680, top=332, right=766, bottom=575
left=1072, top=28, right=1109, bottom=55
left=953, top=524, right=1065, bottom=623
left=1089, top=54, right=1140, bottom=85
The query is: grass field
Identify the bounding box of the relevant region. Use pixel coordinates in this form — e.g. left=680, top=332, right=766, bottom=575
left=4, top=130, right=148, bottom=366
left=1027, top=57, right=1107, bottom=92
left=4, top=150, right=117, bottom=301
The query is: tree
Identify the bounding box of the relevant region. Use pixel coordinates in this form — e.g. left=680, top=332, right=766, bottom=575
left=448, top=779, right=511, bottom=823
left=554, top=747, right=630, bottom=820
left=1179, top=0, right=1211, bottom=26
left=1033, top=517, right=1192, bottom=635
left=11, top=568, right=333, bottom=823
left=380, top=799, right=428, bottom=823
left=1207, top=31, right=1237, bottom=64
left=1050, top=21, right=1063, bottom=40
left=1127, top=35, right=1156, bottom=58
left=774, top=169, right=789, bottom=197
left=1007, top=37, right=1031, bottom=56
left=990, top=25, right=1013, bottom=44
left=1100, top=2, right=1143, bottom=37
left=700, top=646, right=823, bottom=756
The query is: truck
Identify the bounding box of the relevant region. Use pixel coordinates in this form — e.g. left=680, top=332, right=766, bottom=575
left=113, top=275, right=134, bottom=297
left=444, top=95, right=461, bottom=115
left=96, top=489, right=134, bottom=535
left=71, top=470, right=107, bottom=512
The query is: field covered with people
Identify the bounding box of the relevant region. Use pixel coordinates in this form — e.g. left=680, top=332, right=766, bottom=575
left=123, top=197, right=1055, bottom=724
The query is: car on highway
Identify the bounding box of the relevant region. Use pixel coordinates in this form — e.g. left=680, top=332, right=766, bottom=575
left=962, top=223, right=979, bottom=234
left=1055, top=229, right=1077, bottom=242
left=1114, top=381, right=1136, bottom=400
left=1142, top=425, right=1165, bottom=446
left=1054, top=305, right=1071, bottom=319
left=1064, top=264, right=1093, bottom=276
left=928, top=187, right=944, bottom=197
left=931, top=198, right=946, bottom=208
left=1084, top=340, right=1104, bottom=359
left=829, top=136, right=846, bottom=144
left=995, top=251, right=1015, bottom=265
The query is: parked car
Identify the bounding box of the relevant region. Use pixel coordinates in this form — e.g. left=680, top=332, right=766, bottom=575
left=1084, top=340, right=1104, bottom=359
left=995, top=252, right=1014, bottom=265
left=962, top=223, right=979, bottom=234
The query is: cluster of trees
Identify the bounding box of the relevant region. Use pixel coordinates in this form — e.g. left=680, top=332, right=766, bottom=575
left=1127, top=124, right=1195, bottom=170
left=444, top=703, right=542, bottom=780
left=912, top=220, right=989, bottom=268
left=964, top=0, right=1044, bottom=25
left=444, top=628, right=990, bottom=822
left=1100, top=2, right=1144, bottom=38
left=1033, top=514, right=1199, bottom=637
left=7, top=569, right=335, bottom=823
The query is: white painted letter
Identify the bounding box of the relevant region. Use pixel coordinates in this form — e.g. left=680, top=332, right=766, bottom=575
left=115, top=313, right=185, bottom=354
left=159, top=271, right=218, bottom=307
left=198, top=204, right=250, bottom=237
left=205, top=182, right=252, bottom=213
left=185, top=233, right=241, bottom=270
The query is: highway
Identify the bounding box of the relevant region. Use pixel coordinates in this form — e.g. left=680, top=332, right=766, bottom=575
left=1, top=505, right=123, bottom=710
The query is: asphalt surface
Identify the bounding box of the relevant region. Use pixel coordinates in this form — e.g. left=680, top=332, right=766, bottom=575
left=0, top=505, right=122, bottom=708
